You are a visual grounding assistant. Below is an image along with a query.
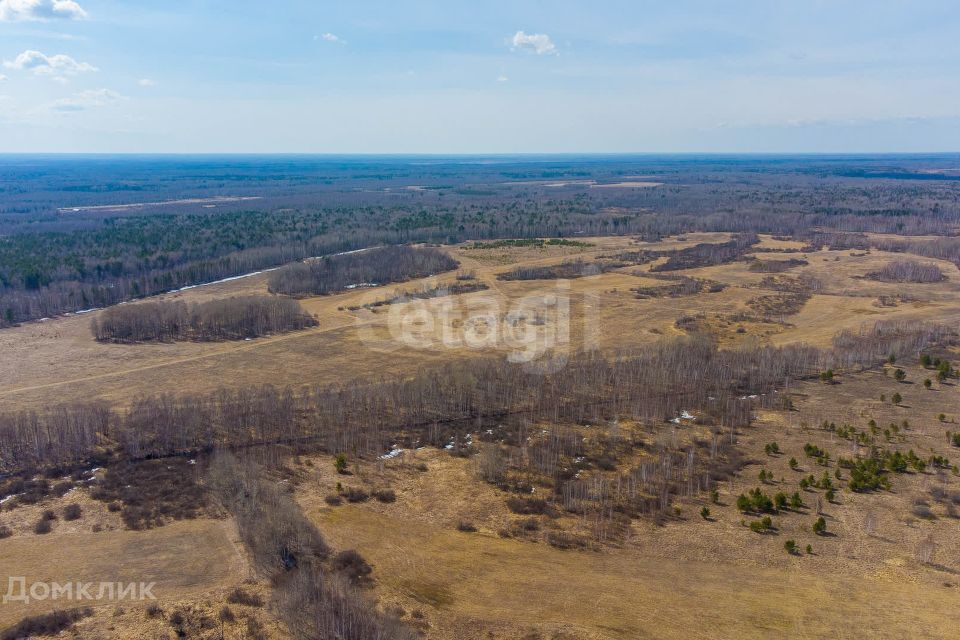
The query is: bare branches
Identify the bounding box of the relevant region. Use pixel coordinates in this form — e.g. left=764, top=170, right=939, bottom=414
left=268, top=246, right=458, bottom=297
left=91, top=295, right=316, bottom=343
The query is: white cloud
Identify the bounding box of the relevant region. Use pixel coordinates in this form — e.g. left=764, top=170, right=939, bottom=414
left=137, top=78, right=157, bottom=87
left=496, top=75, right=508, bottom=82
left=3, top=49, right=97, bottom=76
left=0, top=74, right=6, bottom=81
left=315, top=32, right=345, bottom=44
left=50, top=88, right=124, bottom=111
left=0, top=0, right=87, bottom=21
left=511, top=31, right=557, bottom=55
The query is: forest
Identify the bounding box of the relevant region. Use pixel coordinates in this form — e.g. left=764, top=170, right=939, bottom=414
left=2, top=155, right=960, bottom=326
left=90, top=295, right=317, bottom=342
left=267, top=246, right=459, bottom=297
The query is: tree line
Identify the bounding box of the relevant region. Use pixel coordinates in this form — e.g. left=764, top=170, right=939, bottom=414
left=90, top=295, right=317, bottom=343
left=865, top=259, right=946, bottom=283
left=267, top=246, right=459, bottom=297
left=2, top=320, right=952, bottom=475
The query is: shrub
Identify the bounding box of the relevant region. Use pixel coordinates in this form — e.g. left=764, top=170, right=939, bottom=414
left=789, top=492, right=804, bottom=509
left=545, top=530, right=588, bottom=550
left=42, top=509, right=57, bottom=521
left=894, top=368, right=907, bottom=382
left=372, top=488, right=396, bottom=503
left=0, top=608, right=93, bottom=640
left=334, top=454, right=348, bottom=474
left=519, top=517, right=540, bottom=531
left=774, top=492, right=788, bottom=511
left=709, top=489, right=719, bottom=504
left=63, top=503, right=82, bottom=521
left=145, top=603, right=163, bottom=618
left=90, top=459, right=208, bottom=530
left=343, top=487, right=369, bottom=503
left=912, top=501, right=935, bottom=520
left=218, top=606, right=235, bottom=623
left=813, top=516, right=827, bottom=535
left=168, top=610, right=185, bottom=628
left=506, top=497, right=549, bottom=515
left=324, top=494, right=343, bottom=506
left=226, top=588, right=264, bottom=608
left=806, top=544, right=813, bottom=554
left=34, top=518, right=52, bottom=534
left=0, top=525, right=11, bottom=539
left=700, top=506, right=710, bottom=520
left=457, top=520, right=477, bottom=533
left=784, top=539, right=797, bottom=554
left=748, top=517, right=773, bottom=534
left=332, top=549, right=373, bottom=583
left=892, top=392, right=902, bottom=405
left=789, top=457, right=798, bottom=470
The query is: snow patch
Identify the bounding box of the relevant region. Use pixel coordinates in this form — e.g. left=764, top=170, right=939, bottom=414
left=379, top=446, right=404, bottom=460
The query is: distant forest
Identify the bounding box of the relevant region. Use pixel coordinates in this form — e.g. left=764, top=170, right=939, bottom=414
left=91, top=295, right=317, bottom=343
left=2, top=155, right=960, bottom=326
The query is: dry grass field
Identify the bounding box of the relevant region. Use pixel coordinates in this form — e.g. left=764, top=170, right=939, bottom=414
left=2, top=232, right=958, bottom=411
left=2, top=232, right=960, bottom=638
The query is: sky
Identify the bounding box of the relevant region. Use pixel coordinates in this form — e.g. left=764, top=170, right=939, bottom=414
left=0, top=0, right=959, bottom=153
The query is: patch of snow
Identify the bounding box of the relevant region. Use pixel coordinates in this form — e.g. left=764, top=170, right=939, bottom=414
left=680, top=410, right=695, bottom=420
left=344, top=282, right=378, bottom=290
left=379, top=446, right=404, bottom=460
left=0, top=494, right=20, bottom=505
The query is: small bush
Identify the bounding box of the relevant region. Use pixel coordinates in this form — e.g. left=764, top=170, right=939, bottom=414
left=519, top=517, right=540, bottom=531
left=324, top=494, right=343, bottom=506
left=700, top=506, right=711, bottom=519
left=42, top=509, right=57, bottom=521
left=506, top=497, right=549, bottom=515
left=545, top=530, right=588, bottom=550
left=226, top=588, right=263, bottom=608
left=813, top=516, right=827, bottom=535
left=343, top=487, right=369, bottom=503
left=218, top=606, right=235, bottom=623
left=145, top=603, right=163, bottom=618
left=0, top=525, right=11, bottom=539
left=332, top=549, right=373, bottom=583
left=34, top=518, right=52, bottom=534
left=784, top=539, right=797, bottom=554
left=372, top=488, right=396, bottom=503
left=456, top=520, right=477, bottom=533
left=63, top=503, right=83, bottom=521
left=912, top=502, right=935, bottom=520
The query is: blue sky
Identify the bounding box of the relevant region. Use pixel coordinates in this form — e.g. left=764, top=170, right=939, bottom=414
left=0, top=0, right=958, bottom=152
